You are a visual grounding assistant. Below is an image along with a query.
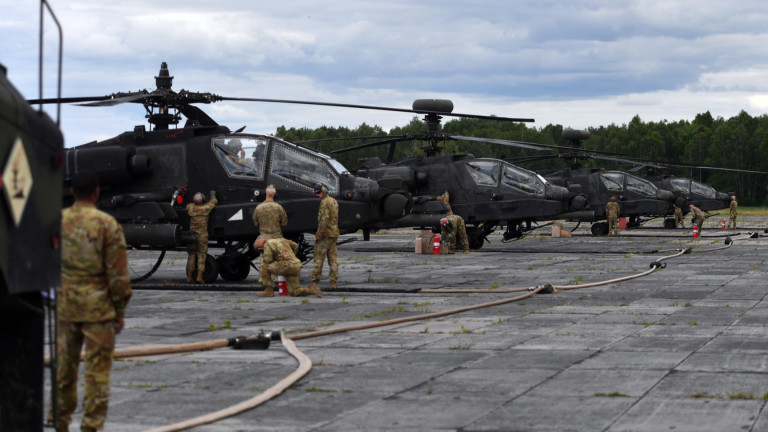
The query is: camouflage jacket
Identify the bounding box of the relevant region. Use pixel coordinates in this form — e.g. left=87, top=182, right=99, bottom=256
left=187, top=197, right=218, bottom=233
left=606, top=201, right=620, bottom=218
left=730, top=200, right=738, bottom=216
left=262, top=238, right=301, bottom=266
left=691, top=206, right=706, bottom=221
left=252, top=200, right=287, bottom=238
left=441, top=191, right=454, bottom=215
left=59, top=202, right=132, bottom=322
left=316, top=195, right=340, bottom=239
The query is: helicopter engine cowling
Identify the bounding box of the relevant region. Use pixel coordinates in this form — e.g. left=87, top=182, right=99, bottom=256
left=656, top=189, right=675, bottom=202
left=545, top=184, right=570, bottom=202
left=65, top=146, right=153, bottom=187
left=122, top=223, right=180, bottom=248
left=382, top=193, right=412, bottom=218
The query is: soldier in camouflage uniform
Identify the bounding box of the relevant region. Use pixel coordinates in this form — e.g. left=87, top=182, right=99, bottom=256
left=728, top=196, right=738, bottom=229
left=186, top=191, right=218, bottom=283
left=606, top=196, right=621, bottom=235
left=254, top=238, right=319, bottom=297
left=440, top=215, right=470, bottom=254
left=436, top=190, right=454, bottom=215
left=52, top=172, right=131, bottom=432
left=308, top=184, right=338, bottom=294
left=690, top=204, right=706, bottom=233
left=252, top=185, right=287, bottom=241
left=673, top=204, right=685, bottom=228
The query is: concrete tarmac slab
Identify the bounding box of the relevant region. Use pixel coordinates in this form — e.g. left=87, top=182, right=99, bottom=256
left=46, top=220, right=768, bottom=431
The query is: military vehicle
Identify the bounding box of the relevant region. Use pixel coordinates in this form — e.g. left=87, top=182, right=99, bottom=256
left=294, top=100, right=590, bottom=248
left=30, top=63, right=421, bottom=283
left=0, top=1, right=64, bottom=429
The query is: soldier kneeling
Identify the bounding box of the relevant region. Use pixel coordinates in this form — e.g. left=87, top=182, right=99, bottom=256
left=253, top=238, right=322, bottom=298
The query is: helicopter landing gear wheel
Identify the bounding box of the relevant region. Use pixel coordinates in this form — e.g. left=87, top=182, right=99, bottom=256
left=468, top=233, right=485, bottom=250
left=591, top=222, right=609, bottom=236
left=201, top=254, right=219, bottom=284
left=217, top=254, right=251, bottom=281
left=663, top=218, right=676, bottom=229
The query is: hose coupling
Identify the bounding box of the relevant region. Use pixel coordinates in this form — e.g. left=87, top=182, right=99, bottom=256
left=724, top=236, right=733, bottom=245
left=650, top=261, right=666, bottom=269
left=683, top=248, right=693, bottom=254
left=531, top=284, right=555, bottom=294
left=228, top=331, right=275, bottom=350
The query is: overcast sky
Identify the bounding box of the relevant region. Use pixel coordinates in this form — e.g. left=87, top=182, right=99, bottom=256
left=3, top=0, right=768, bottom=147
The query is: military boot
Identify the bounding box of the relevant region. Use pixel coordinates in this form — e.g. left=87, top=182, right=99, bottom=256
left=81, top=426, right=97, bottom=432
left=330, top=281, right=337, bottom=289
left=196, top=271, right=205, bottom=284
left=186, top=269, right=194, bottom=283
left=307, top=282, right=323, bottom=298
left=257, top=285, right=275, bottom=297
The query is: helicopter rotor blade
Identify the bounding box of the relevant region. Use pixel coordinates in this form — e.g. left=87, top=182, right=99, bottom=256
left=330, top=136, right=412, bottom=155
left=662, top=162, right=768, bottom=175
left=296, top=135, right=391, bottom=144
left=76, top=92, right=155, bottom=107
left=26, top=95, right=116, bottom=105
left=448, top=135, right=550, bottom=151
left=590, top=155, right=667, bottom=169
left=219, top=96, right=534, bottom=123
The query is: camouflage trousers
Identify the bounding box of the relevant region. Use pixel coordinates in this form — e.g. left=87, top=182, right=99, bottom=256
left=608, top=216, right=620, bottom=235
left=312, top=237, right=338, bottom=283
left=186, top=234, right=209, bottom=273
left=443, top=215, right=469, bottom=252
left=728, top=215, right=737, bottom=229
left=675, top=211, right=685, bottom=228
left=52, top=320, right=115, bottom=430
left=260, top=260, right=301, bottom=293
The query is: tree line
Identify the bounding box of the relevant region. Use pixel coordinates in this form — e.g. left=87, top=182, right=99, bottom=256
left=275, top=110, right=768, bottom=206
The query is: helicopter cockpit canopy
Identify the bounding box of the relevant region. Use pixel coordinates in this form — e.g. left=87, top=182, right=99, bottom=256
left=270, top=140, right=341, bottom=194
left=601, top=172, right=658, bottom=198
left=669, top=178, right=717, bottom=199
left=213, top=136, right=268, bottom=179
left=466, top=160, right=500, bottom=186
left=501, top=163, right=546, bottom=195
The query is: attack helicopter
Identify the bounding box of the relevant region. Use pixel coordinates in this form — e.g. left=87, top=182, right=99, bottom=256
left=507, top=128, right=752, bottom=234
left=30, top=63, right=416, bottom=283
left=294, top=100, right=590, bottom=248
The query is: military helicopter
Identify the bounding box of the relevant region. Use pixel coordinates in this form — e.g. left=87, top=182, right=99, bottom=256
left=506, top=128, right=753, bottom=234
left=293, top=100, right=591, bottom=248
left=1, top=1, right=64, bottom=429
left=30, top=63, right=417, bottom=283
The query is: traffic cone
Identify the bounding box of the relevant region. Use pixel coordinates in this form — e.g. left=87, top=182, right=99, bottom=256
left=432, top=234, right=441, bottom=255
left=693, top=225, right=699, bottom=238
left=277, top=275, right=288, bottom=296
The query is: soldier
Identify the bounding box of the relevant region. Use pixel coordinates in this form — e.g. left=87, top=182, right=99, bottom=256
left=689, top=204, right=706, bottom=233
left=440, top=215, right=470, bottom=254
left=308, top=183, right=338, bottom=293
left=252, top=185, right=287, bottom=240
left=52, top=172, right=131, bottom=432
left=436, top=190, right=453, bottom=215
left=673, top=203, right=685, bottom=228
left=606, top=196, right=621, bottom=235
left=728, top=196, right=738, bottom=229
left=186, top=191, right=218, bottom=283
left=253, top=238, right=320, bottom=297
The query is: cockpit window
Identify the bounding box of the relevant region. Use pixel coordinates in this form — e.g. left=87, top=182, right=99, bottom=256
left=270, top=143, right=339, bottom=193
left=626, top=174, right=658, bottom=197
left=213, top=136, right=267, bottom=179
left=502, top=164, right=544, bottom=195
left=670, top=178, right=690, bottom=193
left=691, top=181, right=716, bottom=199
left=466, top=161, right=500, bottom=186
left=601, top=172, right=624, bottom=192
